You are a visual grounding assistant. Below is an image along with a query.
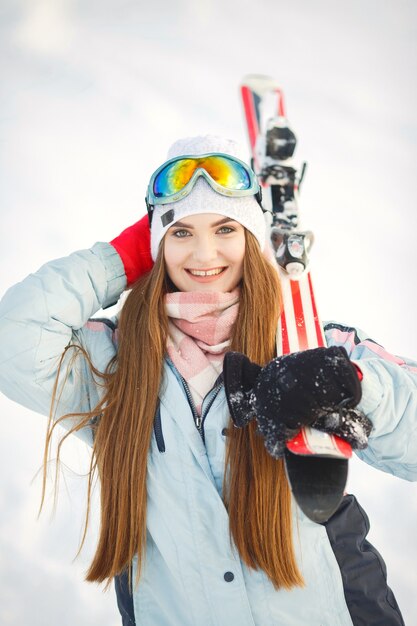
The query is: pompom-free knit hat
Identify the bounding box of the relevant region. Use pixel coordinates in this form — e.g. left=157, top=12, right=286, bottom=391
left=149, top=135, right=267, bottom=260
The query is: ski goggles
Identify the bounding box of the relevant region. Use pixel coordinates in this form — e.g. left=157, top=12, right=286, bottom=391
left=145, top=153, right=263, bottom=223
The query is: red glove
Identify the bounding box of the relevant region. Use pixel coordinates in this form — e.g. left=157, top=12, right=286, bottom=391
left=110, top=214, right=153, bottom=286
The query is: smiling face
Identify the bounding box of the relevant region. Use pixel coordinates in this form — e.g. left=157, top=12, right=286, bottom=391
left=163, top=213, right=246, bottom=292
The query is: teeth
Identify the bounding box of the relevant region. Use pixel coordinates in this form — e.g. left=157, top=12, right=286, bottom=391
left=188, top=268, right=225, bottom=276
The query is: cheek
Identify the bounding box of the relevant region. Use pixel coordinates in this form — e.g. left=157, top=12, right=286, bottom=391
left=163, top=238, right=173, bottom=269
left=163, top=238, right=184, bottom=271
left=225, top=233, right=246, bottom=268
left=163, top=240, right=180, bottom=285
left=234, top=254, right=244, bottom=280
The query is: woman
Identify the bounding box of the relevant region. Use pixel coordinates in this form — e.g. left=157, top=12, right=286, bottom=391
left=0, top=135, right=415, bottom=626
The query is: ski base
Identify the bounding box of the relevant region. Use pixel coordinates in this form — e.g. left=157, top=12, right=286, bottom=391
left=284, top=450, right=347, bottom=523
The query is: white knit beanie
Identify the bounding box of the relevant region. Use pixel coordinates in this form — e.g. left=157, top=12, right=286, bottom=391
left=149, top=135, right=266, bottom=260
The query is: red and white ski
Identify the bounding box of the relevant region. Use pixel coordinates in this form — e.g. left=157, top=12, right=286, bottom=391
left=240, top=75, right=351, bottom=522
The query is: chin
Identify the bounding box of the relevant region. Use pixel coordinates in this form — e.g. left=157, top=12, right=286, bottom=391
left=191, top=282, right=235, bottom=293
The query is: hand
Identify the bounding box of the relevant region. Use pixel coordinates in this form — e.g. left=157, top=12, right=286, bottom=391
left=110, top=214, right=153, bottom=286
left=223, top=347, right=371, bottom=458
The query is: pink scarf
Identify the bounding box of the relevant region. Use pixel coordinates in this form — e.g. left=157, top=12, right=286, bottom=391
left=165, top=290, right=239, bottom=414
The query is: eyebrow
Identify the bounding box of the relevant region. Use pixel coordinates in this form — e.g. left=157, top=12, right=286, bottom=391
left=171, top=217, right=237, bottom=229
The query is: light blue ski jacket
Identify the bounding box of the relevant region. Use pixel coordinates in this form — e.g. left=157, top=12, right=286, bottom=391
left=0, top=242, right=416, bottom=626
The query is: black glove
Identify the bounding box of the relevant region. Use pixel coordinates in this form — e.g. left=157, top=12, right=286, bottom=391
left=223, top=346, right=372, bottom=458
left=312, top=407, right=372, bottom=450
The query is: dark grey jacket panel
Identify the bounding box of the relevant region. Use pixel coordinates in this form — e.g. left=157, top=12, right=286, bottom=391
left=115, top=569, right=136, bottom=626
left=323, top=494, right=404, bottom=626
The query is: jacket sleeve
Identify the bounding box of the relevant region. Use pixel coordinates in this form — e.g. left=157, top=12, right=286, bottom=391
left=0, top=242, right=127, bottom=444
left=324, top=322, right=417, bottom=481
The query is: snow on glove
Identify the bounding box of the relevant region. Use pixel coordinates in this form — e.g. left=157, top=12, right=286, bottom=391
left=223, top=347, right=372, bottom=458
left=110, top=214, right=153, bottom=286
left=311, top=407, right=372, bottom=451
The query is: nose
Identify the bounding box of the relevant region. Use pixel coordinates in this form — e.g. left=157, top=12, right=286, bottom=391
left=191, top=233, right=218, bottom=265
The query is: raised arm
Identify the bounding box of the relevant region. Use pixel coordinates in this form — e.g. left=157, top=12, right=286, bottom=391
left=0, top=214, right=153, bottom=444
left=0, top=243, right=126, bottom=442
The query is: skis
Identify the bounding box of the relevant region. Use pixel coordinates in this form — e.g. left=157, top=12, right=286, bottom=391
left=240, top=75, right=351, bottom=523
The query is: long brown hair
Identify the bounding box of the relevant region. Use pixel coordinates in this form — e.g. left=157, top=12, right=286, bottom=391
left=41, top=230, right=304, bottom=590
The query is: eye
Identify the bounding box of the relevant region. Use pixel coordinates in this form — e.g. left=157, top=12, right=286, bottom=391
left=217, top=226, right=235, bottom=234
left=172, top=229, right=191, bottom=238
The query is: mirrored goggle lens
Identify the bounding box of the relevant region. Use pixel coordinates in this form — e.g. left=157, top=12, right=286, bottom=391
left=153, top=156, right=252, bottom=198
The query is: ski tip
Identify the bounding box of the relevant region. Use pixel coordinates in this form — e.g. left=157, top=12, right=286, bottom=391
left=284, top=450, right=348, bottom=523
left=241, top=74, right=282, bottom=93
left=242, top=73, right=274, bottom=82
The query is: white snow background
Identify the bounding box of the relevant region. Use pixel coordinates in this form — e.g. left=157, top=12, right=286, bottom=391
left=0, top=0, right=416, bottom=624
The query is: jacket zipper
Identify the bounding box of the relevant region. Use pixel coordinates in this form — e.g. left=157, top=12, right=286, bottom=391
left=200, top=384, right=223, bottom=440
left=178, top=374, right=223, bottom=442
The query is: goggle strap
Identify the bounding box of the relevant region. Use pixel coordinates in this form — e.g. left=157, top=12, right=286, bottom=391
left=255, top=188, right=269, bottom=214
left=145, top=196, right=154, bottom=225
